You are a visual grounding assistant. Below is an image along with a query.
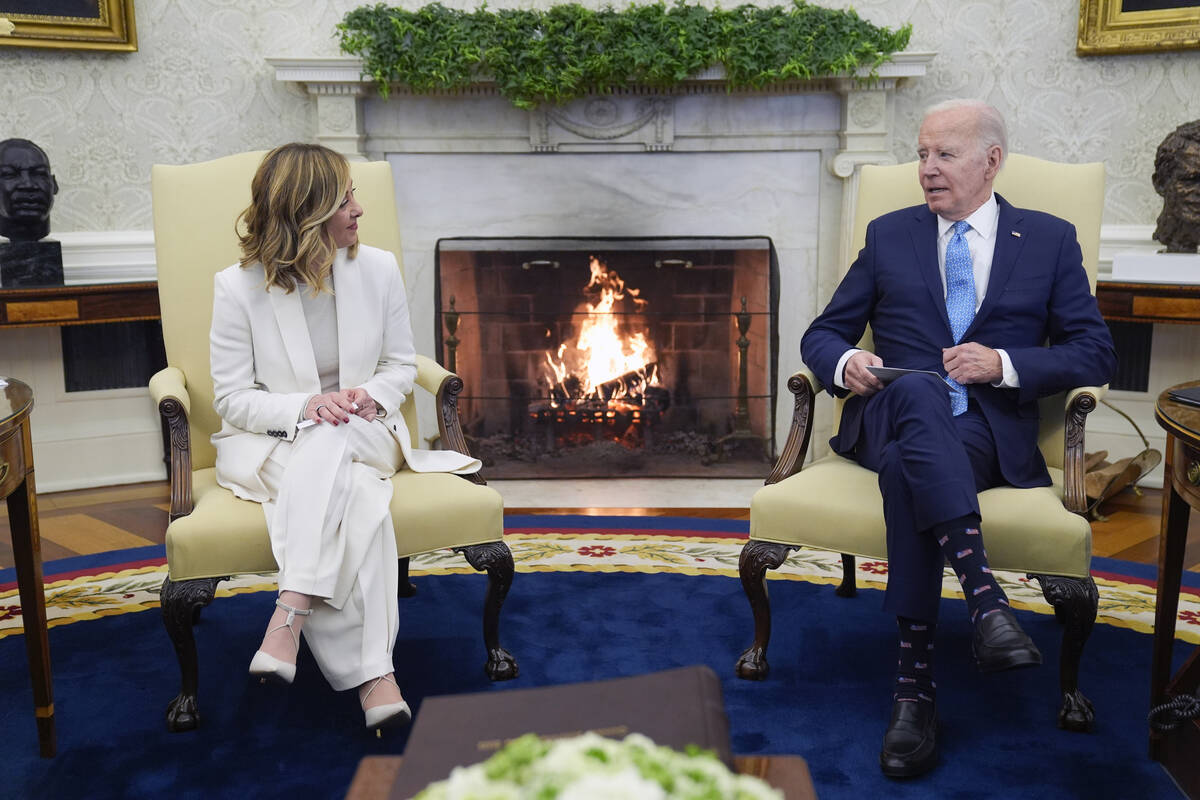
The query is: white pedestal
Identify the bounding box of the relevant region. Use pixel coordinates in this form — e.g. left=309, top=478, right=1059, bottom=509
left=1111, top=251, right=1200, bottom=284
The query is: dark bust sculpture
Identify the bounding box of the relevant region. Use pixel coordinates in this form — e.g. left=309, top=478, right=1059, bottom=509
left=1152, top=120, right=1200, bottom=254
left=0, top=138, right=64, bottom=286
left=0, top=138, right=58, bottom=242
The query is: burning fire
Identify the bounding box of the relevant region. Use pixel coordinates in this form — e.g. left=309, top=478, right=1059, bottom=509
left=544, top=257, right=658, bottom=407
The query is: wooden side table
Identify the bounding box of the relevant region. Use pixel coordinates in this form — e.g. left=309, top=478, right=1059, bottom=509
left=0, top=378, right=54, bottom=757
left=1098, top=281, right=1200, bottom=325
left=1151, top=380, right=1200, bottom=795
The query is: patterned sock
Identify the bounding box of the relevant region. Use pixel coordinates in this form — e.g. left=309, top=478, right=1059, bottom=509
left=894, top=616, right=936, bottom=706
left=933, top=514, right=1008, bottom=624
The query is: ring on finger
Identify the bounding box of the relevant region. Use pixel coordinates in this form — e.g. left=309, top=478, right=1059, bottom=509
left=316, top=404, right=327, bottom=414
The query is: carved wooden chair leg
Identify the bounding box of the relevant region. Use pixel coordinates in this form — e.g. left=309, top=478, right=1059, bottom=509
left=735, top=540, right=796, bottom=680
left=837, top=553, right=858, bottom=597
left=397, top=556, right=417, bottom=598
left=1031, top=573, right=1098, bottom=732
left=160, top=576, right=219, bottom=732
left=457, top=542, right=519, bottom=681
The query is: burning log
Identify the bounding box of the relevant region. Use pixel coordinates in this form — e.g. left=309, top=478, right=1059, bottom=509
left=529, top=365, right=670, bottom=449
left=549, top=363, right=664, bottom=409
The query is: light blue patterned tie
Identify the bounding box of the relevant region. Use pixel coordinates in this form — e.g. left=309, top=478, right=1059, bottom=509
left=944, top=220, right=975, bottom=416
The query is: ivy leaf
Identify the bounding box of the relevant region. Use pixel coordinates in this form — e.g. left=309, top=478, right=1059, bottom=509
left=336, top=1, right=912, bottom=108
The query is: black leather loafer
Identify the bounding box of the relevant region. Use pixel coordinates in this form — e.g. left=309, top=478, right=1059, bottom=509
left=972, top=607, right=1042, bottom=673
left=880, top=699, right=938, bottom=778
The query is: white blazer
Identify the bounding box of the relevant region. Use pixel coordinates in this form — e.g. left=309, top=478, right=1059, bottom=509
left=210, top=244, right=478, bottom=502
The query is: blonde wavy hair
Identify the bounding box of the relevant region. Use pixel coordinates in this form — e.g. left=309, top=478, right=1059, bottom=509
left=236, top=143, right=356, bottom=294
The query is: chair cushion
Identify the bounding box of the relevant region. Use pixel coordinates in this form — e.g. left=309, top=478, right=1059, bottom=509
left=166, top=468, right=504, bottom=582
left=749, top=455, right=1091, bottom=578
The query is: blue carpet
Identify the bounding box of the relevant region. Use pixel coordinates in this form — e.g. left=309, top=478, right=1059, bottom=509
left=0, top=538, right=1184, bottom=799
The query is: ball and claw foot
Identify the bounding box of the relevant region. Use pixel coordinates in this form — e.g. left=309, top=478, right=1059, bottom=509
left=166, top=693, right=199, bottom=733
left=486, top=647, right=519, bottom=681
left=1058, top=690, right=1095, bottom=732
left=736, top=647, right=769, bottom=680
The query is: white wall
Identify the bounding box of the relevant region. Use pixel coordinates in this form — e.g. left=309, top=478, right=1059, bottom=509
left=0, top=0, right=1196, bottom=489
left=3, top=1, right=1194, bottom=233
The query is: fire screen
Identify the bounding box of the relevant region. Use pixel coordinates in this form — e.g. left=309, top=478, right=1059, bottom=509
left=435, top=237, right=777, bottom=478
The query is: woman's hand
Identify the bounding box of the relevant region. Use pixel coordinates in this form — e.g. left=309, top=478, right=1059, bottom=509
left=305, top=391, right=356, bottom=425
left=343, top=387, right=379, bottom=422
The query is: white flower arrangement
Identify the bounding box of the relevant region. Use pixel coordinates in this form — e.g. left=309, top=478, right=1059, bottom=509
left=414, top=732, right=783, bottom=800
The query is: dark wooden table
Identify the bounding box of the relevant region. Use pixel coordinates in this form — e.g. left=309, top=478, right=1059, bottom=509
left=0, top=281, right=159, bottom=328
left=1098, top=281, right=1200, bottom=325
left=345, top=754, right=817, bottom=800
left=0, top=378, right=54, bottom=757
left=1151, top=379, right=1200, bottom=795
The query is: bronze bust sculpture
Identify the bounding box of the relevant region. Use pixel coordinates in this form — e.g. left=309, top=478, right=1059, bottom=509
left=0, top=138, right=64, bottom=286
left=1152, top=120, right=1200, bottom=254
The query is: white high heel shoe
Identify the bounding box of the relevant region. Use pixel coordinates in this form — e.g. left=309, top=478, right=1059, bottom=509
left=248, top=598, right=312, bottom=685
left=361, top=675, right=412, bottom=732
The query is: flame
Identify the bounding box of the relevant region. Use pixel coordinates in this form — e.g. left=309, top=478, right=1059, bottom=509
left=544, top=257, right=657, bottom=405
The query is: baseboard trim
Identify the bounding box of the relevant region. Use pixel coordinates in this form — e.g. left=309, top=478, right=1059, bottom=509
left=36, top=469, right=168, bottom=495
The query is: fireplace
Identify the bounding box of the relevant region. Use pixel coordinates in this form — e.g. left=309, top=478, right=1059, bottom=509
left=436, top=237, right=777, bottom=478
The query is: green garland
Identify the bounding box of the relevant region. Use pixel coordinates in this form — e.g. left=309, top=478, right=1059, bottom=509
left=337, top=1, right=912, bottom=109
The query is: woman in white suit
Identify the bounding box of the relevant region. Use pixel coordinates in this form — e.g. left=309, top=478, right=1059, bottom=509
left=209, top=143, right=478, bottom=731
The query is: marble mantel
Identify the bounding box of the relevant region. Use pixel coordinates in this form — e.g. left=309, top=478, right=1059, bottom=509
left=268, top=53, right=933, bottom=450
left=269, top=53, right=932, bottom=169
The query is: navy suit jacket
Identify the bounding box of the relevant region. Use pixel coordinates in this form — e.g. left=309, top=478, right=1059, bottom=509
left=800, top=193, right=1117, bottom=489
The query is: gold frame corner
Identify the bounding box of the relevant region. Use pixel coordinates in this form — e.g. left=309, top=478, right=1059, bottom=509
left=0, top=0, right=137, bottom=53
left=1078, top=0, right=1200, bottom=56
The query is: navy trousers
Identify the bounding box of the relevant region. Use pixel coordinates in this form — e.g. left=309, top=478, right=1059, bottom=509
left=849, top=374, right=1006, bottom=622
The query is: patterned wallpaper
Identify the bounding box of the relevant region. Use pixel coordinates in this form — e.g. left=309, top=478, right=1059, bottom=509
left=0, top=0, right=1196, bottom=233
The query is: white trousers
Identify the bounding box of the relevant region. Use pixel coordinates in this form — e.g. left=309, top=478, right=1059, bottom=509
left=259, top=416, right=403, bottom=691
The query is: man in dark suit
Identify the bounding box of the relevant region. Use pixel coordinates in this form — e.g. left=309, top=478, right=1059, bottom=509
left=801, top=99, right=1116, bottom=778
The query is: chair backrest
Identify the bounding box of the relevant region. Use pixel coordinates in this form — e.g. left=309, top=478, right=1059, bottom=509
left=151, top=151, right=412, bottom=469
left=844, top=154, right=1106, bottom=469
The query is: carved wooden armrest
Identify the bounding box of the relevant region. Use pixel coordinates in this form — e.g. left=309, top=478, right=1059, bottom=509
left=1061, top=384, right=1107, bottom=515
left=149, top=366, right=194, bottom=520
left=414, top=354, right=485, bottom=485
left=765, top=369, right=819, bottom=486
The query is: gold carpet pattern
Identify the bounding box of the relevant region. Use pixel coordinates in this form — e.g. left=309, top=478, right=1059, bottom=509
left=1, top=529, right=1194, bottom=642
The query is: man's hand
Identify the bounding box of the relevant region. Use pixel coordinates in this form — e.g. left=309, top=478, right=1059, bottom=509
left=844, top=350, right=886, bottom=397
left=943, top=343, right=1002, bottom=385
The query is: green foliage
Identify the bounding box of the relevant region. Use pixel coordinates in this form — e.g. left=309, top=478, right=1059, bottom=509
left=337, top=2, right=911, bottom=109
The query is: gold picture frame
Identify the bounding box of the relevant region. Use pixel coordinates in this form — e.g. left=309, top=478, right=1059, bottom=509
left=1078, top=0, right=1200, bottom=55
left=0, top=0, right=136, bottom=52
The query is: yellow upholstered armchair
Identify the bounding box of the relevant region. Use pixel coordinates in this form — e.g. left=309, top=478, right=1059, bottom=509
left=149, top=151, right=517, bottom=732
left=737, top=155, right=1106, bottom=732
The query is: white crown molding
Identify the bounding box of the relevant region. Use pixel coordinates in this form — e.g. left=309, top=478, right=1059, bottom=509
left=1097, top=223, right=1157, bottom=278
left=43, top=222, right=1153, bottom=286
left=53, top=230, right=156, bottom=284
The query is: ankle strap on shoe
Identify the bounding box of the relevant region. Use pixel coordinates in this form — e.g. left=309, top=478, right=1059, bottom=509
left=362, top=674, right=398, bottom=705
left=275, top=597, right=313, bottom=627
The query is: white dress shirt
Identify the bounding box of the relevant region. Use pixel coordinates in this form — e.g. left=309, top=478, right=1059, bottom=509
left=834, top=192, right=1020, bottom=390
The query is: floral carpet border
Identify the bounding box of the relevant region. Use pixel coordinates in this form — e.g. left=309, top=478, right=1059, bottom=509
left=1, top=530, right=1195, bottom=643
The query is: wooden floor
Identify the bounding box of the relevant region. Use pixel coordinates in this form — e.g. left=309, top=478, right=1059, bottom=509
left=1, top=480, right=1198, bottom=573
